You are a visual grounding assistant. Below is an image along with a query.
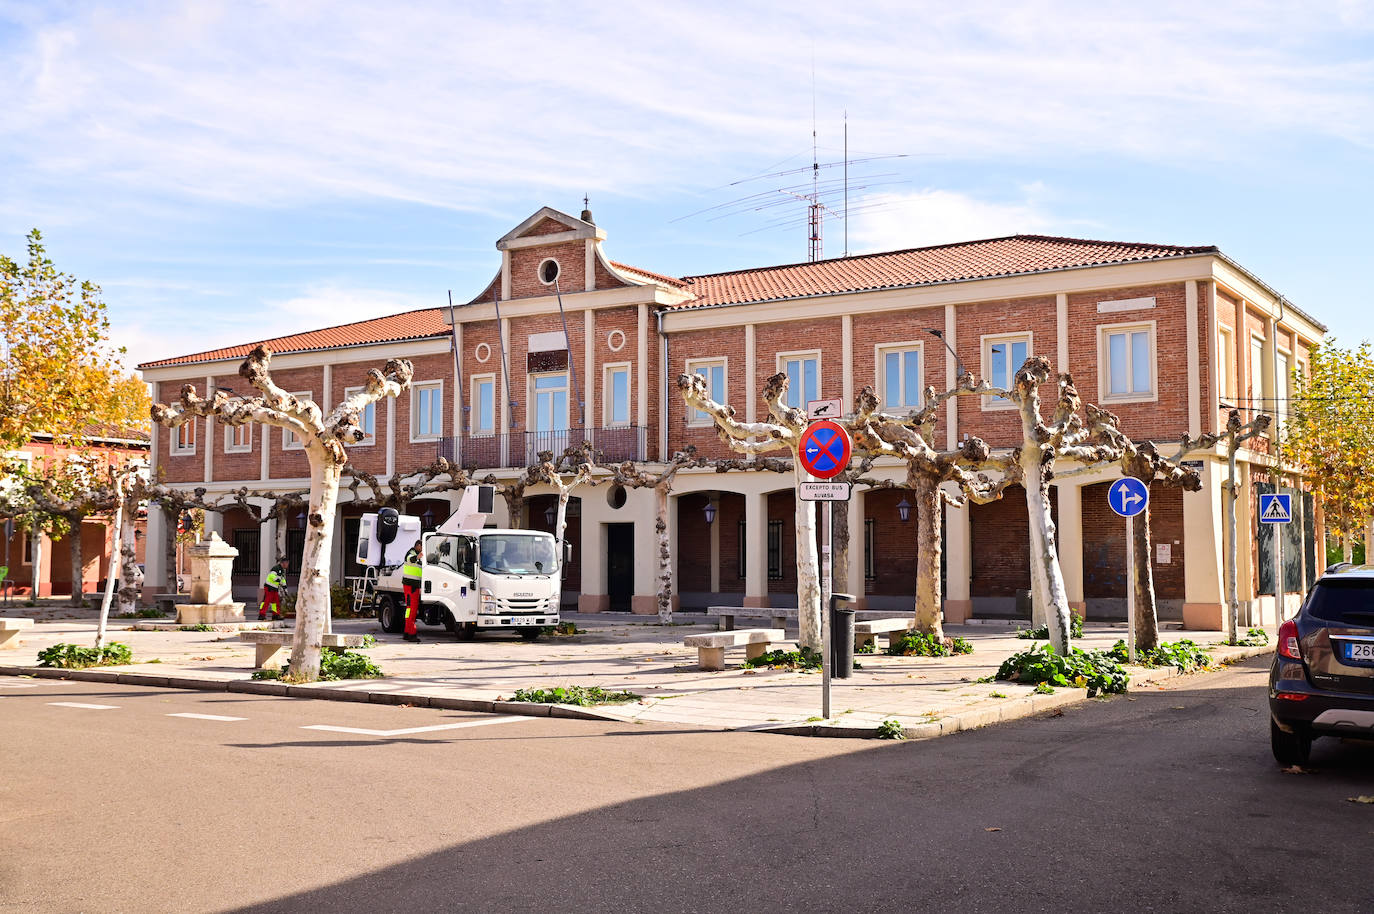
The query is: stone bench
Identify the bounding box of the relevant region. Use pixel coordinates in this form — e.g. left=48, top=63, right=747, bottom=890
left=152, top=593, right=191, bottom=615
left=683, top=628, right=785, bottom=671
left=853, top=617, right=916, bottom=651
left=236, top=631, right=369, bottom=669
left=0, top=617, right=34, bottom=650
left=706, top=606, right=798, bottom=632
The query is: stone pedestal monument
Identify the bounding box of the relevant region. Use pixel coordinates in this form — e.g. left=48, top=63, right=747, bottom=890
left=177, top=532, right=246, bottom=624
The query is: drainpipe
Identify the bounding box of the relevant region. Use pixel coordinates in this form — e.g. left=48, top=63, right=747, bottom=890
left=656, top=307, right=668, bottom=463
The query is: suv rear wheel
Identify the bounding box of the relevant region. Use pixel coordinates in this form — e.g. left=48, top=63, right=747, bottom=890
left=1271, top=720, right=1312, bottom=766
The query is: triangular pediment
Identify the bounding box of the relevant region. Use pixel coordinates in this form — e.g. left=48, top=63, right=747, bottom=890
left=496, top=207, right=601, bottom=250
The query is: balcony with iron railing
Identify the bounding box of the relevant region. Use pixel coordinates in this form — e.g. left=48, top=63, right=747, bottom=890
left=437, top=426, right=647, bottom=470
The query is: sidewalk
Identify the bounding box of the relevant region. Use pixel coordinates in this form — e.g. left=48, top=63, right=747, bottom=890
left=0, top=607, right=1275, bottom=738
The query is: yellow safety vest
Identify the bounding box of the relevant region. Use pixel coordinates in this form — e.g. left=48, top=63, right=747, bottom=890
left=265, top=567, right=286, bottom=591
left=402, top=549, right=422, bottom=580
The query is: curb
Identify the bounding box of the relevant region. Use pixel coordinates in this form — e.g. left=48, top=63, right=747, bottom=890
left=0, top=642, right=1275, bottom=740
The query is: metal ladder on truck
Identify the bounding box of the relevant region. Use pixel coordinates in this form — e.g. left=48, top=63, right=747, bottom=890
left=350, top=566, right=379, bottom=616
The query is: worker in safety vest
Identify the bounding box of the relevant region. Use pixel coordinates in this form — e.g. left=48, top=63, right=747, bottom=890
left=259, top=559, right=289, bottom=621
left=401, top=540, right=423, bottom=643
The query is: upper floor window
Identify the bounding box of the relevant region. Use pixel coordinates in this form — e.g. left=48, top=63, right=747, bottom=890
left=1276, top=350, right=1290, bottom=427
left=224, top=422, right=252, bottom=454
left=1250, top=335, right=1266, bottom=402
left=172, top=419, right=196, bottom=455
left=686, top=358, right=726, bottom=426
left=1218, top=327, right=1234, bottom=401
left=779, top=351, right=819, bottom=411
left=1100, top=323, right=1155, bottom=401
left=282, top=391, right=311, bottom=450
left=878, top=343, right=923, bottom=411
left=604, top=363, right=631, bottom=428
left=471, top=375, right=495, bottom=436
left=983, top=333, right=1030, bottom=407
left=343, top=386, right=376, bottom=446
left=411, top=382, right=443, bottom=440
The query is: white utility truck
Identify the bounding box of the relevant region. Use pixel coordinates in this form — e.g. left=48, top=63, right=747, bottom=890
left=356, top=485, right=564, bottom=641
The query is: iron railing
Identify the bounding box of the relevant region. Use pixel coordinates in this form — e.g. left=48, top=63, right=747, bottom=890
left=437, top=426, right=647, bottom=469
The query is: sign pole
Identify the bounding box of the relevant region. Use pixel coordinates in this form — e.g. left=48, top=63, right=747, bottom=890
left=1126, top=514, right=1136, bottom=663
left=821, top=498, right=832, bottom=720
left=1273, top=495, right=1284, bottom=624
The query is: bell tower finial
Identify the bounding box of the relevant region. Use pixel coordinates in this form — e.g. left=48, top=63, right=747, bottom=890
left=580, top=194, right=594, bottom=225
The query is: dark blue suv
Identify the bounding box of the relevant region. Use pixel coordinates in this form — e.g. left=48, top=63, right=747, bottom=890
left=1269, top=564, right=1374, bottom=765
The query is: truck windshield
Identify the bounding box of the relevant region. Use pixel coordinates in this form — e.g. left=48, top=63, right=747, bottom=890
left=478, top=535, right=559, bottom=575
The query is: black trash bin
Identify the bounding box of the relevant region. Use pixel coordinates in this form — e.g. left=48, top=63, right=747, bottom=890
left=830, top=604, right=856, bottom=679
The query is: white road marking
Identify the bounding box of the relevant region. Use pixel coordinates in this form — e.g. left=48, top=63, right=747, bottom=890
left=167, top=713, right=247, bottom=721
left=300, top=716, right=525, bottom=737
left=48, top=702, right=118, bottom=710
left=0, top=683, right=39, bottom=688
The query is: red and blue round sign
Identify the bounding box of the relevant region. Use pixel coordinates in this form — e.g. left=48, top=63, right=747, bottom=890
left=799, top=420, right=852, bottom=480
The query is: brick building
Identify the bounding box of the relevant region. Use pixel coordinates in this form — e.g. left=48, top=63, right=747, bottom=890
left=138, top=206, right=1326, bottom=629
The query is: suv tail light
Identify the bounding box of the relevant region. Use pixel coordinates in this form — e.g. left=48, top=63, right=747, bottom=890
left=1277, top=619, right=1302, bottom=660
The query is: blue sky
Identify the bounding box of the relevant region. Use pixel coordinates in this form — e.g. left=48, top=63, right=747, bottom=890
left=2, top=1, right=1373, bottom=369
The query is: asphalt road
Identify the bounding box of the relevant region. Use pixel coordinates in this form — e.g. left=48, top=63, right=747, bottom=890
left=2, top=657, right=1371, bottom=914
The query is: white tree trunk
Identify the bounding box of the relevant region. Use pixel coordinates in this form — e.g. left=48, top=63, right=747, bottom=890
left=287, top=461, right=342, bottom=681
left=1021, top=450, right=1073, bottom=654
left=68, top=526, right=84, bottom=607
left=794, top=465, right=821, bottom=652
left=29, top=528, right=42, bottom=601
left=911, top=475, right=944, bottom=639
left=95, top=481, right=127, bottom=649
left=117, top=496, right=140, bottom=617
left=655, top=483, right=673, bottom=623
left=1343, top=532, right=1353, bottom=564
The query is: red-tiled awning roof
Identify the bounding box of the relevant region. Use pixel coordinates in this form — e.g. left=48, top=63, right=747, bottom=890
left=674, top=234, right=1218, bottom=310
left=138, top=308, right=452, bottom=369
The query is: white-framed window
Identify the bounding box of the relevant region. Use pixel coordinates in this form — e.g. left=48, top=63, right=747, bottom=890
left=343, top=386, right=376, bottom=446
left=470, top=374, right=496, bottom=437
left=778, top=350, right=820, bottom=411
left=411, top=381, right=443, bottom=441
left=875, top=342, right=923, bottom=411
left=1099, top=323, right=1156, bottom=402
left=1276, top=349, right=1291, bottom=428
left=604, top=363, right=631, bottom=428
left=1250, top=334, right=1266, bottom=403
left=172, top=419, right=196, bottom=455
left=1217, top=326, right=1233, bottom=401
left=981, top=332, right=1031, bottom=407
left=224, top=422, right=252, bottom=453
left=282, top=391, right=311, bottom=450
left=686, top=358, right=726, bottom=426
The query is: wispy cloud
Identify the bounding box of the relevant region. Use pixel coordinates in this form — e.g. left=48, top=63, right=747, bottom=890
left=846, top=186, right=1059, bottom=252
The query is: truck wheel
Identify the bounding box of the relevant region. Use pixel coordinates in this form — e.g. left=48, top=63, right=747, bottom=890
left=456, top=622, right=477, bottom=641
left=376, top=595, right=402, bottom=634
left=518, top=627, right=542, bottom=642
left=442, top=612, right=457, bottom=633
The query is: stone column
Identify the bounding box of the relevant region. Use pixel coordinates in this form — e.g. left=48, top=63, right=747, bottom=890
left=577, top=498, right=607, bottom=613
left=1056, top=481, right=1085, bottom=615
left=844, top=488, right=865, bottom=608
left=1183, top=459, right=1226, bottom=631
left=743, top=489, right=769, bottom=608
left=944, top=498, right=972, bottom=622
left=142, top=509, right=168, bottom=605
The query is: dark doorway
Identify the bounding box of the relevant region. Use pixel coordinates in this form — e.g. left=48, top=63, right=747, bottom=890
left=607, top=523, right=634, bottom=612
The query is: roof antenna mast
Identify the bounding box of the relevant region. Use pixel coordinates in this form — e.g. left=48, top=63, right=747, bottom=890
left=809, top=50, right=822, bottom=262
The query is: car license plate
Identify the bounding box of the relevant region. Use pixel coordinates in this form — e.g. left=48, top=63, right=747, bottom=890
left=1344, top=642, right=1374, bottom=663
left=512, top=616, right=539, bottom=626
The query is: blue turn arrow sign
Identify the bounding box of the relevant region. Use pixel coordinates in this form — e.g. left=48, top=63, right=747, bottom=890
left=1108, top=477, right=1149, bottom=518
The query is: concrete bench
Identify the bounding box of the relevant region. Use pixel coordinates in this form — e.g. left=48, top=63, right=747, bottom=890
left=0, top=617, right=34, bottom=650
left=236, top=631, right=369, bottom=669
left=853, top=617, right=916, bottom=651
left=684, top=628, right=785, bottom=671
left=153, top=593, right=191, bottom=615
left=706, top=606, right=797, bottom=632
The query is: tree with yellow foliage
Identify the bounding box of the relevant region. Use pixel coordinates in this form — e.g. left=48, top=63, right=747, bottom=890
left=0, top=230, right=149, bottom=456
left=1283, top=341, right=1374, bottom=563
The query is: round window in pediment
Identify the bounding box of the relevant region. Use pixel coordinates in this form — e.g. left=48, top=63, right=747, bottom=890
left=538, top=258, right=560, bottom=285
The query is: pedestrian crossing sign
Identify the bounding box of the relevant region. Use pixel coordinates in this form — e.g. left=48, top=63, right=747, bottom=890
left=1259, top=493, right=1292, bottom=524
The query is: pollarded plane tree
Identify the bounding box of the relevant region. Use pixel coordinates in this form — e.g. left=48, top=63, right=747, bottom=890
left=849, top=382, right=1022, bottom=640
left=1001, top=357, right=1128, bottom=655
left=531, top=446, right=598, bottom=558
left=601, top=447, right=709, bottom=624
left=4, top=453, right=113, bottom=605
left=678, top=370, right=831, bottom=651
left=152, top=345, right=412, bottom=682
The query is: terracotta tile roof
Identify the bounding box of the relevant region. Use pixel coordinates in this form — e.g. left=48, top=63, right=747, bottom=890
left=608, top=261, right=688, bottom=288
left=673, top=234, right=1218, bottom=310
left=138, top=308, right=453, bottom=369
